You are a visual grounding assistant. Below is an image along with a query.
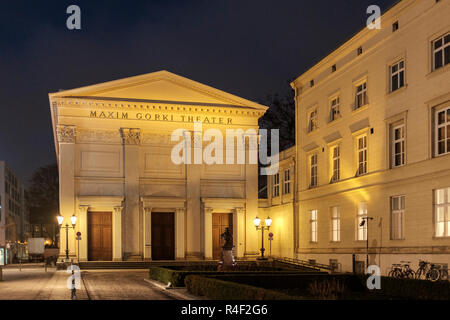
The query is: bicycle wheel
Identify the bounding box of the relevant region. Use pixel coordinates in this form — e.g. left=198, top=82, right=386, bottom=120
left=416, top=269, right=424, bottom=280
left=440, top=269, right=448, bottom=281
left=388, top=270, right=395, bottom=278
left=406, top=270, right=416, bottom=279
left=429, top=269, right=440, bottom=282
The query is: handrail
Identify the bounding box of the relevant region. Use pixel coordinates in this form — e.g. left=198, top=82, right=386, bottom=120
left=273, top=257, right=333, bottom=271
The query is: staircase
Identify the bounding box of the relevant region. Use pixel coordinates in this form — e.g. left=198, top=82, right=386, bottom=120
left=273, top=257, right=333, bottom=272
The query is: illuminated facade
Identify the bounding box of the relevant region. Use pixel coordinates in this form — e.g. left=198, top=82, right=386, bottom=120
left=49, top=70, right=267, bottom=261
left=291, top=0, right=450, bottom=274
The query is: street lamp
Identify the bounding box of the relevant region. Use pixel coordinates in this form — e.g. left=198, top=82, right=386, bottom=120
left=57, top=214, right=77, bottom=261
left=360, top=216, right=374, bottom=272
left=254, top=216, right=272, bottom=260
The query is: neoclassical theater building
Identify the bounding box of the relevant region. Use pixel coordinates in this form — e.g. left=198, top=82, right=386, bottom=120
left=49, top=71, right=267, bottom=261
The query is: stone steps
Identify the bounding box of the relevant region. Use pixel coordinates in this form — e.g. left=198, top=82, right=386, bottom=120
left=77, top=260, right=219, bottom=270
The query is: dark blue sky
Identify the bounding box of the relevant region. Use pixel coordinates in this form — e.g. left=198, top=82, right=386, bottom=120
left=0, top=0, right=398, bottom=182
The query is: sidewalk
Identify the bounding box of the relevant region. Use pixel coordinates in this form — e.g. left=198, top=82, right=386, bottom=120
left=0, top=268, right=89, bottom=300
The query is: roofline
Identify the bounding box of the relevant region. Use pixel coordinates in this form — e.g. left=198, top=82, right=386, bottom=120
left=290, top=0, right=409, bottom=88
left=49, top=70, right=268, bottom=111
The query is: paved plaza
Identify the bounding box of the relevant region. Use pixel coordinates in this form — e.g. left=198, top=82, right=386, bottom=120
left=0, top=267, right=174, bottom=300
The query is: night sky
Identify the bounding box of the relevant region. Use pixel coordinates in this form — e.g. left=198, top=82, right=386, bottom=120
left=0, top=0, right=398, bottom=183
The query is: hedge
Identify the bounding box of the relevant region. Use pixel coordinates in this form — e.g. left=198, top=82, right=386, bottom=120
left=375, top=276, right=450, bottom=300
left=149, top=266, right=322, bottom=287
left=185, top=275, right=300, bottom=300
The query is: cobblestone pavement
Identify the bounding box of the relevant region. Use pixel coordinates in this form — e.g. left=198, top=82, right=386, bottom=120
left=0, top=267, right=87, bottom=300
left=82, top=270, right=173, bottom=300
left=0, top=268, right=173, bottom=300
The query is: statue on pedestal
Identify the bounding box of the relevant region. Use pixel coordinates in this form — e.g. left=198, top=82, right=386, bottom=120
left=217, top=227, right=236, bottom=271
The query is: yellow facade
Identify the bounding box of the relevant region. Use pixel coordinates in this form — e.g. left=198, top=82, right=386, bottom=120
left=49, top=70, right=267, bottom=261
left=291, top=0, right=450, bottom=274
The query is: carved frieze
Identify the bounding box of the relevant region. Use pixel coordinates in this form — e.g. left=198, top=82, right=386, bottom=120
left=77, top=128, right=122, bottom=144
left=56, top=125, right=76, bottom=143
left=120, top=128, right=141, bottom=145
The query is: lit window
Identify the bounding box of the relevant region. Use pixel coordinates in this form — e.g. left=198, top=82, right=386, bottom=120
left=331, top=146, right=340, bottom=183
left=310, top=209, right=318, bottom=242
left=357, top=135, right=367, bottom=176
left=310, top=154, right=318, bottom=188
left=432, top=33, right=450, bottom=71
left=283, top=169, right=291, bottom=194
left=390, top=60, right=405, bottom=92
left=391, top=195, right=405, bottom=240
left=308, top=109, right=318, bottom=133
left=354, top=81, right=368, bottom=110
left=357, top=202, right=368, bottom=241
left=273, top=173, right=280, bottom=198
left=331, top=206, right=340, bottom=242
left=435, top=188, right=450, bottom=237
left=392, top=124, right=405, bottom=167
left=329, top=96, right=340, bottom=122
left=435, top=106, right=450, bottom=156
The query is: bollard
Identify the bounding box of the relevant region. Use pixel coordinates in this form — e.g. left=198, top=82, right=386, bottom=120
left=71, top=265, right=76, bottom=300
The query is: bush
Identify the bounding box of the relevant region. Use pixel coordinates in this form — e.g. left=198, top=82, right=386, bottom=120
left=376, top=276, right=450, bottom=300
left=185, top=275, right=299, bottom=300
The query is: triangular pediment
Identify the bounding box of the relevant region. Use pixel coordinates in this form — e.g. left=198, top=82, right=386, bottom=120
left=49, top=70, right=267, bottom=111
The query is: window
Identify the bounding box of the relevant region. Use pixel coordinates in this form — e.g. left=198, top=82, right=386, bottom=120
left=310, top=80, right=315, bottom=87
left=392, top=124, right=405, bottom=167
left=435, top=106, right=450, bottom=156
left=357, top=46, right=363, bottom=56
left=283, top=169, right=291, bottom=194
left=331, top=145, right=340, bottom=182
left=308, top=109, right=318, bottom=132
left=432, top=33, right=450, bottom=71
left=273, top=173, right=280, bottom=197
left=435, top=188, right=450, bottom=237
left=390, top=60, right=405, bottom=92
left=310, top=210, right=318, bottom=242
left=357, top=135, right=367, bottom=176
left=310, top=154, right=318, bottom=188
left=332, top=64, right=337, bottom=72
left=357, top=202, right=368, bottom=241
left=331, top=206, right=340, bottom=242
left=329, top=96, right=340, bottom=122
left=392, top=21, right=399, bottom=32
left=391, top=195, right=405, bottom=240
left=354, top=81, right=368, bottom=109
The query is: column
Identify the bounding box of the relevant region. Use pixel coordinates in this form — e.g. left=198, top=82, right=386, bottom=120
left=78, top=205, right=89, bottom=261
left=234, top=207, right=245, bottom=258
left=175, top=207, right=186, bottom=259
left=56, top=125, right=76, bottom=260
left=245, top=133, right=259, bottom=256
left=121, top=128, right=141, bottom=259
left=203, top=207, right=213, bottom=259
left=143, top=207, right=152, bottom=260
left=112, top=206, right=123, bottom=261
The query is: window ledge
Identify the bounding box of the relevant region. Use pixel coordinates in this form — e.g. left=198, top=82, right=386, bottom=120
left=352, top=104, right=369, bottom=115
left=306, top=129, right=319, bottom=136
left=327, top=117, right=343, bottom=127
left=432, top=236, right=450, bottom=240
left=426, top=63, right=450, bottom=79
left=386, top=84, right=407, bottom=97
left=309, top=241, right=318, bottom=244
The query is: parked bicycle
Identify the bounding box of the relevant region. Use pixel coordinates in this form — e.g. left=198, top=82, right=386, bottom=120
left=388, top=262, right=415, bottom=279
left=415, top=260, right=441, bottom=282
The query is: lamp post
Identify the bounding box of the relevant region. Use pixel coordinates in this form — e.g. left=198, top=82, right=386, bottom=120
left=254, top=216, right=272, bottom=260
left=359, top=216, right=374, bottom=272
left=57, top=214, right=77, bottom=261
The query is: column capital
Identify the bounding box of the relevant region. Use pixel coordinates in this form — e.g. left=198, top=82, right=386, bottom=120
left=143, top=207, right=152, bottom=214
left=120, top=128, right=141, bottom=145
left=175, top=207, right=186, bottom=214
left=57, top=125, right=77, bottom=143
left=78, top=205, right=89, bottom=214
left=113, top=206, right=123, bottom=214
left=204, top=207, right=214, bottom=215
left=234, top=207, right=245, bottom=214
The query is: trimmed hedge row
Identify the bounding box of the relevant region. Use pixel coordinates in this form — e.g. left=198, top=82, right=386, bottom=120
left=185, top=275, right=300, bottom=300
left=376, top=276, right=450, bottom=300
left=149, top=266, right=322, bottom=287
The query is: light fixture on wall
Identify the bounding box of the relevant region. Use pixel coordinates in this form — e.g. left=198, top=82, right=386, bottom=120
left=254, top=216, right=272, bottom=260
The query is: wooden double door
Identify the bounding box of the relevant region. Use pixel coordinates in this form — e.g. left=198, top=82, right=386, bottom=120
left=151, top=212, right=175, bottom=260
left=88, top=212, right=112, bottom=261
left=212, top=213, right=233, bottom=260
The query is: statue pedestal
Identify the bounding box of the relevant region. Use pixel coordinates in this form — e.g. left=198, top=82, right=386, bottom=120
left=218, top=247, right=236, bottom=271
